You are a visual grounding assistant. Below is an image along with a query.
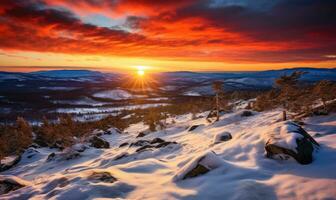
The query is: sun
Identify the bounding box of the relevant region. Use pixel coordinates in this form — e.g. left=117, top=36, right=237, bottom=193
left=137, top=66, right=145, bottom=76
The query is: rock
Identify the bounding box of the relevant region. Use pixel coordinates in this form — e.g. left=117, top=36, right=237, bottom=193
left=264, top=121, right=319, bottom=165
left=213, top=132, right=232, bottom=144
left=104, top=130, right=113, bottom=135
left=64, top=151, right=80, bottom=160
left=46, top=149, right=80, bottom=162
left=129, top=140, right=150, bottom=147
left=135, top=140, right=178, bottom=152
left=188, top=125, right=201, bottom=132
left=0, top=177, right=27, bottom=195
left=113, top=152, right=129, bottom=160
left=136, top=145, right=154, bottom=152
left=183, top=164, right=210, bottom=179
left=72, top=143, right=87, bottom=152
left=119, top=142, right=129, bottom=148
left=0, top=155, right=21, bottom=172
left=150, top=138, right=165, bottom=144
left=24, top=148, right=40, bottom=159
left=241, top=110, right=253, bottom=117
left=104, top=128, right=122, bottom=135
left=46, top=153, right=56, bottom=162
left=136, top=132, right=147, bottom=138
left=173, top=151, right=224, bottom=181
left=89, top=136, right=110, bottom=149
left=156, top=141, right=177, bottom=148
left=88, top=172, right=117, bottom=183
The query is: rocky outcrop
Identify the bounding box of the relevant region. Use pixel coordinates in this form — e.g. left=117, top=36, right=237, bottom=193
left=89, top=136, right=110, bottom=149
left=264, top=121, right=319, bottom=165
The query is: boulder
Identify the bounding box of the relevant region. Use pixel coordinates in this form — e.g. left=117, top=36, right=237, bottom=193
left=119, top=142, right=129, bottom=148
left=72, top=143, right=87, bottom=153
left=136, top=132, right=147, bottom=138
left=88, top=172, right=117, bottom=183
left=188, top=125, right=201, bottom=132
left=89, top=136, right=110, bottom=149
left=173, top=151, right=224, bottom=181
left=183, top=164, right=210, bottom=179
left=113, top=152, right=129, bottom=160
left=213, top=132, right=232, bottom=144
left=264, top=121, right=319, bottom=165
left=241, top=110, right=253, bottom=117
left=0, top=177, right=27, bottom=195
left=24, top=148, right=40, bottom=159
left=46, top=153, right=56, bottom=162
left=156, top=141, right=177, bottom=148
left=136, top=145, right=154, bottom=152
left=0, top=155, right=21, bottom=172
left=150, top=138, right=165, bottom=144
left=129, top=140, right=150, bottom=147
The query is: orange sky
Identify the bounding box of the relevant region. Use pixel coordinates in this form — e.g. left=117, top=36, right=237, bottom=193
left=0, top=0, right=335, bottom=72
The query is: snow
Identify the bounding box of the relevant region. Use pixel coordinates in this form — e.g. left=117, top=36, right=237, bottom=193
left=1, top=108, right=336, bottom=199
left=213, top=131, right=232, bottom=144
left=261, top=121, right=305, bottom=153
left=92, top=89, right=135, bottom=100
left=160, top=86, right=177, bottom=91
left=173, top=151, right=224, bottom=181
left=183, top=91, right=201, bottom=96
left=54, top=103, right=169, bottom=114
left=39, top=86, right=79, bottom=91
left=146, top=97, right=169, bottom=101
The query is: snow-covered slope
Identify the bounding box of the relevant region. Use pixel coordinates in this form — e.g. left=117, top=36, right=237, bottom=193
left=92, top=89, right=147, bottom=100
left=1, top=110, right=336, bottom=199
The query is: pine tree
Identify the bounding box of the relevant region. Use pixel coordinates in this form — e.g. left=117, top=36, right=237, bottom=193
left=275, top=71, right=305, bottom=121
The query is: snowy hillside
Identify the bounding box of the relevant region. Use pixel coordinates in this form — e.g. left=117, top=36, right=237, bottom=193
left=1, top=108, right=336, bottom=199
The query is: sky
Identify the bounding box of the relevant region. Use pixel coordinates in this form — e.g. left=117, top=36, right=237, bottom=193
left=0, top=0, right=335, bottom=72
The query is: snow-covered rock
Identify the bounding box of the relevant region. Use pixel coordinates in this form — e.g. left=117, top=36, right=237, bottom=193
left=0, top=176, right=29, bottom=195
left=173, top=151, right=224, bottom=181
left=213, top=131, right=232, bottom=144
left=0, top=156, right=21, bottom=172
left=263, top=121, right=319, bottom=164
left=89, top=136, right=110, bottom=149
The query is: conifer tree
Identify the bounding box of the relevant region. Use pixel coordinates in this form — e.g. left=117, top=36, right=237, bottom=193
left=275, top=71, right=304, bottom=121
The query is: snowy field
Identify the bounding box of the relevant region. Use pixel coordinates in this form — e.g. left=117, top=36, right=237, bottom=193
left=92, top=89, right=147, bottom=100
left=1, top=109, right=336, bottom=199
left=54, top=103, right=169, bottom=114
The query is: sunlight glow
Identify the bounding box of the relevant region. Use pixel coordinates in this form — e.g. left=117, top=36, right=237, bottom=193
left=137, top=66, right=145, bottom=76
